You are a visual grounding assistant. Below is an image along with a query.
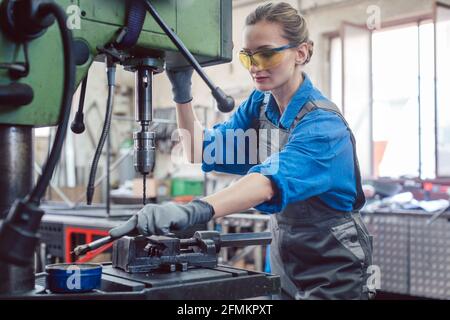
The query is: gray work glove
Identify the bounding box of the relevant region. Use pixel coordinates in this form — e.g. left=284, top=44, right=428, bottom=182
left=109, top=199, right=214, bottom=238
left=166, top=66, right=194, bottom=104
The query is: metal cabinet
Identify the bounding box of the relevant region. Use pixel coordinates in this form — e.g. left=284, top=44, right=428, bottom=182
left=363, top=211, right=450, bottom=299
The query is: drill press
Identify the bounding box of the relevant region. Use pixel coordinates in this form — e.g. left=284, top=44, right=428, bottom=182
left=0, top=1, right=281, bottom=299
left=0, top=0, right=234, bottom=295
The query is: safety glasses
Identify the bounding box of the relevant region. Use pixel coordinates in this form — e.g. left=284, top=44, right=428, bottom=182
left=238, top=44, right=297, bottom=70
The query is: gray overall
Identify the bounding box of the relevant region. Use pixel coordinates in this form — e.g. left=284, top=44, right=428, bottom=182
left=257, top=94, right=374, bottom=300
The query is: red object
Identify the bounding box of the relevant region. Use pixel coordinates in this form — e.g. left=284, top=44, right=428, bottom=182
left=423, top=182, right=433, bottom=192
left=65, top=227, right=112, bottom=263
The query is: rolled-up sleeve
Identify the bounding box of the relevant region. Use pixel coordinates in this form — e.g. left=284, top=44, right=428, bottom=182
left=247, top=110, right=351, bottom=213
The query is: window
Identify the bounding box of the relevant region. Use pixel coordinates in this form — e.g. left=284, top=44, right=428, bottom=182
left=330, top=17, right=447, bottom=179
left=419, top=22, right=436, bottom=179
left=372, top=25, right=420, bottom=178
left=330, top=36, right=342, bottom=110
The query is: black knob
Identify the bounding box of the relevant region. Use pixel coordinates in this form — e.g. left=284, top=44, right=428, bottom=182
left=70, top=111, right=85, bottom=134
left=212, top=87, right=235, bottom=113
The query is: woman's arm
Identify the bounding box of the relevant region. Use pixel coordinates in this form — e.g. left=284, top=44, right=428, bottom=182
left=202, top=173, right=275, bottom=218
left=175, top=102, right=204, bottom=164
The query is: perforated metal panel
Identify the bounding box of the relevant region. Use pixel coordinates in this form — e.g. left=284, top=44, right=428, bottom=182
left=409, top=216, right=450, bottom=299
left=364, top=214, right=408, bottom=294
left=39, top=222, right=65, bottom=258
left=364, top=211, right=450, bottom=299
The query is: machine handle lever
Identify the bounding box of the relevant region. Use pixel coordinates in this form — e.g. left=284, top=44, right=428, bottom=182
left=72, top=236, right=113, bottom=257
left=143, top=0, right=235, bottom=113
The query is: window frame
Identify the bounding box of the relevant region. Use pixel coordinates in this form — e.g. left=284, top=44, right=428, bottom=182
left=433, top=1, right=450, bottom=178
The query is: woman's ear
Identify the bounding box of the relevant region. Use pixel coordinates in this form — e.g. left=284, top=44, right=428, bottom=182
left=295, top=43, right=309, bottom=65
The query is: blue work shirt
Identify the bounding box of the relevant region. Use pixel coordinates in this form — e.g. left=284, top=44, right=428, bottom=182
left=202, top=73, right=357, bottom=214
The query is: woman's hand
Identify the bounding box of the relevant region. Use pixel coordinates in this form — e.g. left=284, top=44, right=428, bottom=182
left=109, top=199, right=214, bottom=238
left=166, top=66, right=194, bottom=104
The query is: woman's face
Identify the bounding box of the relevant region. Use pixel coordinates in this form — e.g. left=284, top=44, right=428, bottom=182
left=242, top=20, right=307, bottom=92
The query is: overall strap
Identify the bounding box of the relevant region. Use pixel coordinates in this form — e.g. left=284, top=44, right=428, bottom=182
left=292, top=99, right=366, bottom=212
left=258, top=92, right=271, bottom=120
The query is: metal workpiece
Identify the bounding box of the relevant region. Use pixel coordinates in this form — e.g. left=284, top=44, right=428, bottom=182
left=217, top=231, right=272, bottom=248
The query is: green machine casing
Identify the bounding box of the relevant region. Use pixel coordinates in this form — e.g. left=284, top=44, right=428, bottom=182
left=0, top=0, right=233, bottom=127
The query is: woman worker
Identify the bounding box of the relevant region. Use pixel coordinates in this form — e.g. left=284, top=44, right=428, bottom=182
left=110, top=2, right=374, bottom=300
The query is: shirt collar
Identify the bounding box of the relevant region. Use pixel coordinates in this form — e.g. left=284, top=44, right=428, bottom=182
left=264, top=72, right=314, bottom=129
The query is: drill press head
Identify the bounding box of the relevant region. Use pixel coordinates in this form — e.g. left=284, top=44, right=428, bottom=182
left=122, top=57, right=164, bottom=203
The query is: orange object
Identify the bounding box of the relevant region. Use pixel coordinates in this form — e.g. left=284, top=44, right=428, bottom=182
left=173, top=195, right=195, bottom=203
left=424, top=182, right=433, bottom=192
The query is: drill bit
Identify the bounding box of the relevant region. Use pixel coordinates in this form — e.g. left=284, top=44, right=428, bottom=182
left=143, top=174, right=147, bottom=205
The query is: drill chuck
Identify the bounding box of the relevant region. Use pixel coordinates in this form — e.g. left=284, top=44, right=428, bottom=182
left=133, top=130, right=155, bottom=175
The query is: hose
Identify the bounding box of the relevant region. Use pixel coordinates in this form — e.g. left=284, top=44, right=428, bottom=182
left=115, top=0, right=146, bottom=49
left=28, top=2, right=75, bottom=204
left=86, top=59, right=116, bottom=205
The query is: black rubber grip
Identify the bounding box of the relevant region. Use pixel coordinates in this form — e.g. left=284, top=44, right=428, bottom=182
left=0, top=82, right=34, bottom=107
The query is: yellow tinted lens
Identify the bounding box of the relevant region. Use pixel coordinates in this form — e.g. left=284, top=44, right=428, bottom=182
left=239, top=52, right=252, bottom=69
left=253, top=51, right=285, bottom=70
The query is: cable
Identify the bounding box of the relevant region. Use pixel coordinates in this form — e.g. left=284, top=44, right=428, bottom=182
left=86, top=59, right=116, bottom=205
left=28, top=2, right=75, bottom=204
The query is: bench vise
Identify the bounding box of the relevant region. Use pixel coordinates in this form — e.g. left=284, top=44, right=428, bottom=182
left=112, top=231, right=272, bottom=273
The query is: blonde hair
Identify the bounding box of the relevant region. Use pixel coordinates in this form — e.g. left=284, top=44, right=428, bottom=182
left=245, top=2, right=314, bottom=65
